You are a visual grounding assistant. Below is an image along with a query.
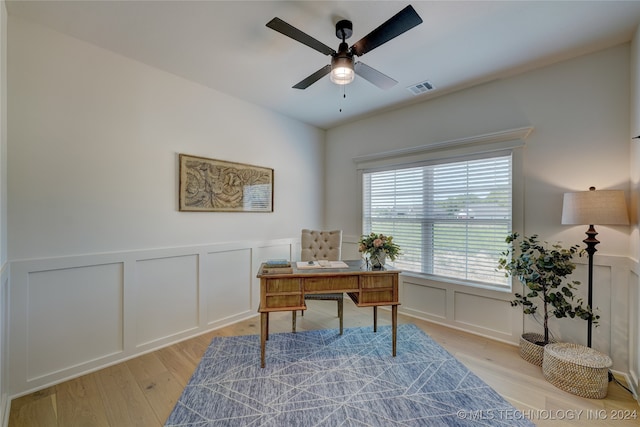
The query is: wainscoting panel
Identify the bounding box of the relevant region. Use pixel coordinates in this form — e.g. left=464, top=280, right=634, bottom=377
left=8, top=238, right=296, bottom=398
left=399, top=275, right=521, bottom=344
left=7, top=239, right=636, bottom=404
left=205, top=249, right=252, bottom=325
left=135, top=255, right=199, bottom=347
left=563, top=262, right=613, bottom=355
left=27, top=263, right=124, bottom=381
left=400, top=280, right=447, bottom=320
left=398, top=254, right=636, bottom=396
left=628, top=267, right=639, bottom=398
left=454, top=291, right=512, bottom=336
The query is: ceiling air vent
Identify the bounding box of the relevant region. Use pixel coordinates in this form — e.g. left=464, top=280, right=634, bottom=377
left=407, top=80, right=434, bottom=96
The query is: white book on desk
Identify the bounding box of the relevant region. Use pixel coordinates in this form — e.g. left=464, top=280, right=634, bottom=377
left=296, top=261, right=349, bottom=269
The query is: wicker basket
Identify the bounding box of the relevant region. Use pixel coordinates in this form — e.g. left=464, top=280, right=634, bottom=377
left=542, top=343, right=612, bottom=399
left=519, top=333, right=554, bottom=366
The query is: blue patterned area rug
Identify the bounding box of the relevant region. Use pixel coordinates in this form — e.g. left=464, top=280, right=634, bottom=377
left=165, top=324, right=534, bottom=426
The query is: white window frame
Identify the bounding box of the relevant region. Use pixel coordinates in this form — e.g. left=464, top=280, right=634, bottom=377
left=354, top=127, right=529, bottom=292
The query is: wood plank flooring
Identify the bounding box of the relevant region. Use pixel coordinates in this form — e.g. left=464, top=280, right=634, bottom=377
left=8, top=298, right=639, bottom=426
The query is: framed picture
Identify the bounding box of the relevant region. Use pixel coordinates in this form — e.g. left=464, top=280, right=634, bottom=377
left=179, top=154, right=273, bottom=212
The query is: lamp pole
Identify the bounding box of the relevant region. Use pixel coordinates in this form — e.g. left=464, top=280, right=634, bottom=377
left=582, top=225, right=599, bottom=348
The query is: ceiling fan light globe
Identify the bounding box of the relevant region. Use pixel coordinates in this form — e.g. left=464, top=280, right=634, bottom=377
left=330, top=54, right=355, bottom=85
left=330, top=66, right=355, bottom=85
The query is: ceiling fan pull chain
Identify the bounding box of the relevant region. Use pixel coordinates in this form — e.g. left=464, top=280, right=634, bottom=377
left=339, top=86, right=347, bottom=113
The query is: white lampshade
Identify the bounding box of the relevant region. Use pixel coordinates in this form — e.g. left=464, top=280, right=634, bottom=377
left=561, top=188, right=629, bottom=225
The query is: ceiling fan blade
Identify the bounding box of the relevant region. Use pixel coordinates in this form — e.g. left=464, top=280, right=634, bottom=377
left=354, top=62, right=398, bottom=90
left=350, top=5, right=423, bottom=57
left=293, top=65, right=332, bottom=89
left=267, top=17, right=336, bottom=56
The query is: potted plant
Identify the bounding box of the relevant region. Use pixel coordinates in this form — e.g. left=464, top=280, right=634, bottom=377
left=358, top=232, right=401, bottom=269
left=497, top=233, right=597, bottom=365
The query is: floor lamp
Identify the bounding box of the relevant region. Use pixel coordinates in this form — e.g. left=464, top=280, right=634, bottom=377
left=561, top=187, right=629, bottom=347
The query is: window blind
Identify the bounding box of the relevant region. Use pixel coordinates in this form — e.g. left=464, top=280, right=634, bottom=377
left=363, top=153, right=512, bottom=288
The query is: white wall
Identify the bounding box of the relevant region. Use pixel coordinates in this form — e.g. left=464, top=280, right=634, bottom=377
left=326, top=45, right=633, bottom=377
left=8, top=16, right=325, bottom=260
left=327, top=45, right=630, bottom=250
left=5, top=16, right=325, bottom=397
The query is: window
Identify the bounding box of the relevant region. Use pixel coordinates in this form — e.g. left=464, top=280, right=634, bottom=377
left=362, top=153, right=512, bottom=288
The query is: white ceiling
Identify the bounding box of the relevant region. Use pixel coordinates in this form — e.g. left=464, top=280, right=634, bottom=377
left=7, top=1, right=640, bottom=129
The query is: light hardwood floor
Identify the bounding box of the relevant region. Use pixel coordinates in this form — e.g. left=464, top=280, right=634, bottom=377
left=8, top=298, right=639, bottom=426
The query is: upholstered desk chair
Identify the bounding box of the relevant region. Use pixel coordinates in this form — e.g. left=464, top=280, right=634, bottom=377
left=294, top=229, right=344, bottom=334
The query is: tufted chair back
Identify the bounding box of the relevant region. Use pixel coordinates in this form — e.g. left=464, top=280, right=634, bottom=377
left=301, top=229, right=342, bottom=261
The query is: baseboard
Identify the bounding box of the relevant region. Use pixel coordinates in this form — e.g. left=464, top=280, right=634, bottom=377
left=610, top=369, right=639, bottom=403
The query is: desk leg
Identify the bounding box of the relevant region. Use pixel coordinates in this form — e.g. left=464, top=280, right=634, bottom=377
left=292, top=311, right=296, bottom=333
left=392, top=305, right=397, bottom=357
left=260, top=312, right=268, bottom=368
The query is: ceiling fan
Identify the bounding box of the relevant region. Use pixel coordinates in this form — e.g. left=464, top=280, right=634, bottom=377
left=266, top=5, right=423, bottom=90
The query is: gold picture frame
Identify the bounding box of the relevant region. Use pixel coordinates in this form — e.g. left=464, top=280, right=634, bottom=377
left=179, top=154, right=273, bottom=212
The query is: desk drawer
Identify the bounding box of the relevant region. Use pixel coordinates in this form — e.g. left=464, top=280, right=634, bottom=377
left=360, top=290, right=395, bottom=304
left=361, top=275, right=395, bottom=289
left=265, top=278, right=302, bottom=293
left=304, top=276, right=358, bottom=292
left=265, top=294, right=303, bottom=309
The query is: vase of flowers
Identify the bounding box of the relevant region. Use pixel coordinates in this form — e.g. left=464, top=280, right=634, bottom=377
left=370, top=251, right=386, bottom=269
left=358, top=232, right=401, bottom=269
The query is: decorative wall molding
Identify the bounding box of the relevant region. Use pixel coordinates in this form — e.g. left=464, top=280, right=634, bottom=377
left=352, top=126, right=533, bottom=167
left=7, top=238, right=296, bottom=398
left=398, top=274, right=519, bottom=345
left=6, top=237, right=638, bottom=407
left=398, top=254, right=634, bottom=376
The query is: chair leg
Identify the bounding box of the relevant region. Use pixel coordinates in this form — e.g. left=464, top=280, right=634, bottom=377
left=373, top=306, right=378, bottom=332
left=338, top=298, right=344, bottom=335
left=292, top=311, right=297, bottom=333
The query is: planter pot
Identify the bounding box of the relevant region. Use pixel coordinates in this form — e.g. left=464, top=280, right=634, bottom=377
left=519, top=332, right=556, bottom=366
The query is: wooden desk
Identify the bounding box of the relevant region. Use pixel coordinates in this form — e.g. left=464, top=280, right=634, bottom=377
left=257, top=260, right=400, bottom=368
